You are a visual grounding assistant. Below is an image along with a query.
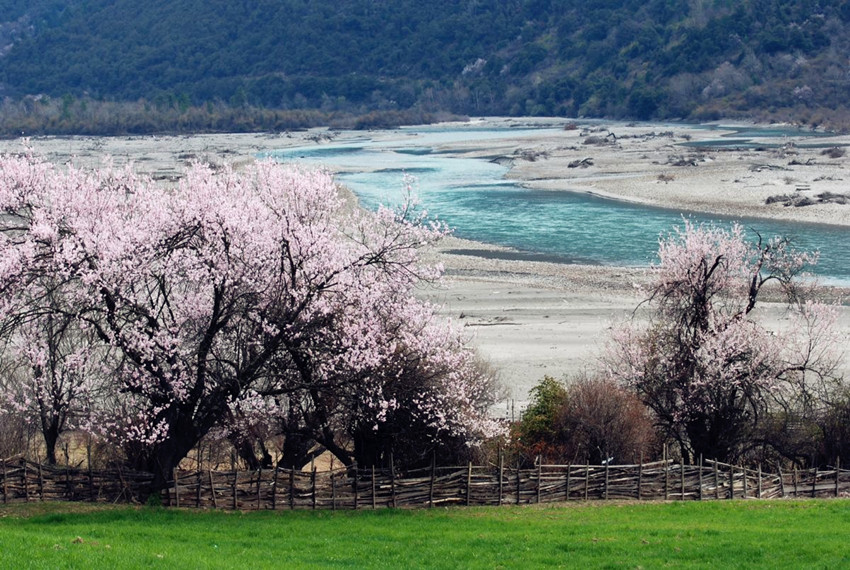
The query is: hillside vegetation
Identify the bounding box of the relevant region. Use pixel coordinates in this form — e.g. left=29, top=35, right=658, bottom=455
left=2, top=0, right=850, bottom=133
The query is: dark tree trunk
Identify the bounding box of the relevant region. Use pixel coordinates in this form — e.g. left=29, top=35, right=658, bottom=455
left=229, top=435, right=273, bottom=470
left=278, top=431, right=315, bottom=470
left=233, top=438, right=262, bottom=470
left=140, top=409, right=205, bottom=494
left=42, top=420, right=59, bottom=465
left=353, top=429, right=388, bottom=468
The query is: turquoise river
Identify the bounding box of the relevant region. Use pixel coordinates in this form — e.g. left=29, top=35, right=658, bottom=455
left=268, top=123, right=850, bottom=284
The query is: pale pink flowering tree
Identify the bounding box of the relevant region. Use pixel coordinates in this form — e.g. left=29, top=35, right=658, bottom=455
left=1, top=308, right=105, bottom=465
left=215, top=266, right=501, bottom=470
left=605, top=221, right=843, bottom=464
left=220, top=301, right=501, bottom=470
left=0, top=154, right=500, bottom=488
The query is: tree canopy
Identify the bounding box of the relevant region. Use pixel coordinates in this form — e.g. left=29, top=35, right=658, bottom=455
left=0, top=154, right=500, bottom=487
left=605, top=221, right=843, bottom=464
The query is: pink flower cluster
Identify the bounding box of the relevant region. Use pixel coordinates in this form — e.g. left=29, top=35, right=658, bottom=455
left=604, top=220, right=844, bottom=462
left=0, top=154, right=501, bottom=474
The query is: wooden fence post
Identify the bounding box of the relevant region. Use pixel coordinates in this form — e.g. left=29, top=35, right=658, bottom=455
left=793, top=467, right=799, bottom=498
left=87, top=444, right=94, bottom=503
left=209, top=471, right=218, bottom=509
left=777, top=464, right=785, bottom=498
left=173, top=468, right=179, bottom=508
left=714, top=461, right=720, bottom=500
left=197, top=469, right=203, bottom=508
left=64, top=443, right=73, bottom=501
left=22, top=458, right=29, bottom=503
left=428, top=454, right=436, bottom=509
left=729, top=465, right=735, bottom=499
left=680, top=460, right=685, bottom=501
left=757, top=464, right=762, bottom=499
left=835, top=457, right=840, bottom=498
left=311, top=459, right=317, bottom=511
left=497, top=448, right=503, bottom=507
left=330, top=460, right=337, bottom=512
left=331, top=470, right=337, bottom=511
left=232, top=470, right=238, bottom=510
left=271, top=468, right=278, bottom=510
left=742, top=465, right=748, bottom=498
left=698, top=456, right=703, bottom=501
left=565, top=464, right=571, bottom=501
left=465, top=462, right=472, bottom=507
left=353, top=462, right=358, bottom=510
left=536, top=458, right=542, bottom=504
left=637, top=454, right=643, bottom=501
left=584, top=464, right=589, bottom=501
left=256, top=468, right=262, bottom=510
left=37, top=461, right=44, bottom=501
left=664, top=460, right=669, bottom=501
left=2, top=460, right=6, bottom=504
left=603, top=461, right=609, bottom=501
left=812, top=467, right=818, bottom=498
left=390, top=453, right=396, bottom=509
left=515, top=461, right=521, bottom=505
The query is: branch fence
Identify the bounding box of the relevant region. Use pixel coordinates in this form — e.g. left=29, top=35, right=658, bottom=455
left=2, top=456, right=848, bottom=509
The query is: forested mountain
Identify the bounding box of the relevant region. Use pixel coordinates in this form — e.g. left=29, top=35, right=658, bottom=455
left=2, top=0, right=850, bottom=133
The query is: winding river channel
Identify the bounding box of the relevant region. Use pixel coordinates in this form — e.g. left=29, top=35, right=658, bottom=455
left=268, top=123, right=850, bottom=284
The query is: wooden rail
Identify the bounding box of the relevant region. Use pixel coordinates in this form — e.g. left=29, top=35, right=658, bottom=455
left=1, top=457, right=847, bottom=509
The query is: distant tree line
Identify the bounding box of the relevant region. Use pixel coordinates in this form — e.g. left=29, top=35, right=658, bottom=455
left=2, top=0, right=850, bottom=131
left=0, top=95, right=448, bottom=137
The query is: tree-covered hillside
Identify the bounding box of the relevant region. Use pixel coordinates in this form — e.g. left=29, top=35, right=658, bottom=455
left=2, top=0, right=850, bottom=133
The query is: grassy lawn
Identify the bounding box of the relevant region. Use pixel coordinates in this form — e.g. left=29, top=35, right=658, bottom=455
left=1, top=500, right=848, bottom=569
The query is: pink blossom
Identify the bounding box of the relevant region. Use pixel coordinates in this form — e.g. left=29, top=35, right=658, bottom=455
left=603, top=220, right=842, bottom=463
left=0, top=153, right=498, bottom=480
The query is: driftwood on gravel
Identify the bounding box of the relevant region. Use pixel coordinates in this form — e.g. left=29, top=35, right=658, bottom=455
left=767, top=192, right=849, bottom=207
left=568, top=157, right=593, bottom=168
left=821, top=147, right=846, bottom=159
left=750, top=163, right=791, bottom=172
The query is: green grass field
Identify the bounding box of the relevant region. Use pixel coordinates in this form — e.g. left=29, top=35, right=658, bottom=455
left=1, top=500, right=848, bottom=569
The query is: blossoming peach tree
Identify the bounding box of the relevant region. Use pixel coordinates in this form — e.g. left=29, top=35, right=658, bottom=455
left=605, top=221, right=844, bottom=464
left=0, top=153, right=500, bottom=488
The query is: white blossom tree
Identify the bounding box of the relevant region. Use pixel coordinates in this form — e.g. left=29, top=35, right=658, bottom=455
left=0, top=153, right=500, bottom=488
left=605, top=221, right=843, bottom=464
left=1, top=308, right=105, bottom=465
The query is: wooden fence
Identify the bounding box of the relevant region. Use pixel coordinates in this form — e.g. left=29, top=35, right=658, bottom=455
left=1, top=457, right=848, bottom=509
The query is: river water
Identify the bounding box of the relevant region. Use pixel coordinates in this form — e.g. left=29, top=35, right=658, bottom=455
left=267, top=123, right=850, bottom=283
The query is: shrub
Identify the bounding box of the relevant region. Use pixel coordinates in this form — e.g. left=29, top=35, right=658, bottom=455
left=511, top=376, right=569, bottom=464
left=511, top=376, right=657, bottom=465
left=556, top=376, right=658, bottom=465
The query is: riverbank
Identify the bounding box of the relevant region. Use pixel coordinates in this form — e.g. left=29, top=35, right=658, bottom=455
left=3, top=117, right=848, bottom=227
left=2, top=120, right=848, bottom=408
left=432, top=117, right=850, bottom=228
left=418, top=236, right=648, bottom=410
left=423, top=235, right=850, bottom=412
